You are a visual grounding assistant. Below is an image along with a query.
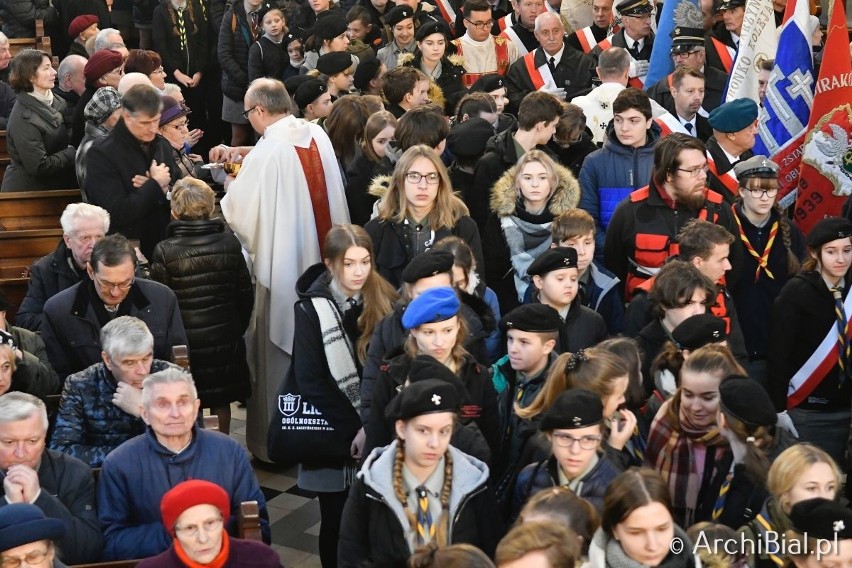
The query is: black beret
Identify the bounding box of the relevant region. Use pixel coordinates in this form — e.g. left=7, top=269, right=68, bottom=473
left=718, top=375, right=777, bottom=427
left=670, top=27, right=705, bottom=53
left=708, top=99, right=759, bottom=133
left=294, top=78, right=328, bottom=109
left=312, top=12, right=347, bottom=40
left=447, top=117, right=494, bottom=160
left=733, top=155, right=780, bottom=179
left=672, top=313, right=727, bottom=350
left=527, top=247, right=579, bottom=276
left=469, top=74, right=506, bottom=93
left=255, top=4, right=282, bottom=24
left=316, top=51, right=353, bottom=76
left=385, top=5, right=414, bottom=26
left=284, top=74, right=312, bottom=95
left=541, top=389, right=603, bottom=431
left=283, top=30, right=303, bottom=50
left=500, top=303, right=561, bottom=333
left=407, top=354, right=472, bottom=403
left=353, top=57, right=382, bottom=90
left=789, top=498, right=852, bottom=540
left=616, top=0, right=654, bottom=15
left=400, top=250, right=455, bottom=283
left=386, top=378, right=461, bottom=421
left=718, top=0, right=746, bottom=10
left=807, top=217, right=852, bottom=249
left=415, top=19, right=450, bottom=42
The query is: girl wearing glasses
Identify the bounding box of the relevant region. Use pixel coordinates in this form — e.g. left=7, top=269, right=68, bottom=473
left=768, top=216, right=852, bottom=468
left=365, top=144, right=483, bottom=289
left=137, top=480, right=282, bottom=567
left=645, top=343, right=745, bottom=527
left=729, top=155, right=805, bottom=390
left=512, top=388, right=621, bottom=517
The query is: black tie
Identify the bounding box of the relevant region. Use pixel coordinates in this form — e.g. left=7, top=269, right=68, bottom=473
left=684, top=122, right=694, bottom=134
left=629, top=43, right=640, bottom=58
left=548, top=56, right=556, bottom=71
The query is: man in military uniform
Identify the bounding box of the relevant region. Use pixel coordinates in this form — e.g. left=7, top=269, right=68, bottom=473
left=705, top=0, right=743, bottom=73
left=706, top=98, right=758, bottom=204
left=590, top=0, right=655, bottom=88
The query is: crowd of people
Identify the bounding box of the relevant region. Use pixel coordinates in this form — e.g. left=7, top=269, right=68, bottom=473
left=0, top=0, right=848, bottom=565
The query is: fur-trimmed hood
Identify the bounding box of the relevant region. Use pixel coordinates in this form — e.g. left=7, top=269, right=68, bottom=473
left=489, top=161, right=581, bottom=217
left=368, top=174, right=392, bottom=199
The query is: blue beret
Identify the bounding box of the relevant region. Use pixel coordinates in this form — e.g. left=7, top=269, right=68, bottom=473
left=402, top=286, right=460, bottom=329
left=708, top=98, right=759, bottom=133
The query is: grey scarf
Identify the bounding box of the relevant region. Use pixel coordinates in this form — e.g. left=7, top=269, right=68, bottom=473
left=500, top=215, right=553, bottom=303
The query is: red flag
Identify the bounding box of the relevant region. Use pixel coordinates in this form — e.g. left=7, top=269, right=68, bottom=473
left=793, top=0, right=852, bottom=233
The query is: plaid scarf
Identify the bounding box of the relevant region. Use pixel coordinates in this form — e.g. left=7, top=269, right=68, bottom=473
left=644, top=393, right=728, bottom=527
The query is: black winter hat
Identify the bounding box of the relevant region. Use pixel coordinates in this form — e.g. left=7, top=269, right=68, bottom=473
left=718, top=375, right=777, bottom=427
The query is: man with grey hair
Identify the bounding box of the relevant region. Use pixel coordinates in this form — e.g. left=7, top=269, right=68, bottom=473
left=49, top=316, right=177, bottom=467
left=53, top=54, right=88, bottom=122
left=0, top=392, right=102, bottom=564
left=93, top=28, right=129, bottom=57
left=16, top=203, right=110, bottom=332
left=0, top=32, right=13, bottom=129
left=0, top=32, right=10, bottom=82
left=216, top=77, right=348, bottom=460
left=98, top=368, right=270, bottom=560
left=571, top=46, right=630, bottom=145
left=505, top=12, right=595, bottom=111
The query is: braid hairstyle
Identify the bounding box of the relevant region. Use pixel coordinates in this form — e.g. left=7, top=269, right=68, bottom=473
left=773, top=203, right=801, bottom=276
left=393, top=437, right=455, bottom=547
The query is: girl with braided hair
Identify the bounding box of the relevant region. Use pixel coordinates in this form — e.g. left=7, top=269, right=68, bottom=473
left=338, top=379, right=504, bottom=566
left=729, top=155, right=805, bottom=390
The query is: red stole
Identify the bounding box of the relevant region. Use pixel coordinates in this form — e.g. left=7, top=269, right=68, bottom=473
left=294, top=139, right=332, bottom=255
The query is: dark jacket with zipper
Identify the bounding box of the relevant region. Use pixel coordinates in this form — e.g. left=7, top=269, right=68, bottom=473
left=16, top=241, right=85, bottom=332
left=363, top=351, right=500, bottom=460
left=41, top=278, right=187, bottom=381
left=152, top=0, right=210, bottom=78
left=338, top=442, right=504, bottom=567
left=218, top=1, right=256, bottom=101
left=248, top=35, right=289, bottom=82
left=1, top=92, right=76, bottom=191
left=533, top=298, right=608, bottom=355
left=150, top=219, right=254, bottom=406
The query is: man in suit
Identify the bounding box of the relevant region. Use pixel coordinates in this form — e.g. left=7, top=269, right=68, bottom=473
left=668, top=67, right=712, bottom=141
left=591, top=0, right=655, bottom=88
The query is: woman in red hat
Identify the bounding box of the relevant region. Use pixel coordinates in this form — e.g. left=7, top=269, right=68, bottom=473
left=136, top=480, right=282, bottom=568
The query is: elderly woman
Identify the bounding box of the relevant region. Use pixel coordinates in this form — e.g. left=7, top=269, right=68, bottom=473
left=1, top=49, right=76, bottom=192
left=157, top=96, right=211, bottom=181
left=72, top=48, right=124, bottom=145
left=0, top=504, right=66, bottom=568
left=136, top=480, right=282, bottom=568
left=125, top=49, right=168, bottom=91
left=75, top=86, right=122, bottom=188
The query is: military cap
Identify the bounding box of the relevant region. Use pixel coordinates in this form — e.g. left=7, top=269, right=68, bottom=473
left=790, top=498, right=852, bottom=540
left=733, top=155, right=780, bottom=179
left=718, top=0, right=746, bottom=11
left=806, top=217, right=852, bottom=249
left=385, top=5, right=415, bottom=27
left=316, top=51, right=353, bottom=75
left=616, top=0, right=654, bottom=15
left=708, top=98, right=759, bottom=133
left=718, top=375, right=777, bottom=427
left=670, top=26, right=705, bottom=53
left=469, top=74, right=506, bottom=94
left=541, top=389, right=604, bottom=431
left=527, top=247, right=579, bottom=276
left=672, top=313, right=727, bottom=351
left=386, top=378, right=461, bottom=421
left=400, top=250, right=455, bottom=283
left=293, top=78, right=328, bottom=109
left=402, top=286, right=460, bottom=329
left=499, top=304, right=562, bottom=333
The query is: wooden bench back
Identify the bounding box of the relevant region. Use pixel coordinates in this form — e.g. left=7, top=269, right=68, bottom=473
left=0, top=228, right=63, bottom=322
left=0, top=189, right=81, bottom=231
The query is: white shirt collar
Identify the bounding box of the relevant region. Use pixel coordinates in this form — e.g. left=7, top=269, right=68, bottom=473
left=544, top=44, right=565, bottom=65
left=624, top=35, right=643, bottom=52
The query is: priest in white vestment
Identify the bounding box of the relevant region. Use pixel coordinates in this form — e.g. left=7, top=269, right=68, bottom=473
left=220, top=78, right=350, bottom=460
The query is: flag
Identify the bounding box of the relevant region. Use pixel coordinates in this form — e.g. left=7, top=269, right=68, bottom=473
left=724, top=0, right=777, bottom=103
left=644, top=0, right=699, bottom=87
left=794, top=0, right=852, bottom=233
left=752, top=0, right=814, bottom=207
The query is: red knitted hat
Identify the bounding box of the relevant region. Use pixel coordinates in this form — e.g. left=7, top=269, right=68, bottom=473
left=160, top=480, right=231, bottom=533
left=84, top=49, right=123, bottom=84
left=69, top=14, right=98, bottom=38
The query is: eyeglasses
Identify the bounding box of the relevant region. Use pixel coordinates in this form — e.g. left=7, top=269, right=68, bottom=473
left=167, top=120, right=189, bottom=130
left=405, top=171, right=440, bottom=185
left=174, top=516, right=224, bottom=539
left=673, top=49, right=703, bottom=58
left=1, top=550, right=50, bottom=568
left=552, top=433, right=602, bottom=449
left=464, top=18, right=494, bottom=29
left=677, top=164, right=709, bottom=177
left=744, top=187, right=779, bottom=198
left=93, top=274, right=135, bottom=292
left=242, top=106, right=258, bottom=119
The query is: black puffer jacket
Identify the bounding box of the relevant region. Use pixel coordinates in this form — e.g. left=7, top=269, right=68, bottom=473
left=218, top=2, right=256, bottom=101
left=149, top=219, right=254, bottom=406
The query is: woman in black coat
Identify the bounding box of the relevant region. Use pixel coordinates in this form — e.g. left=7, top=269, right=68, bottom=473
left=283, top=224, right=397, bottom=568
left=339, top=378, right=504, bottom=567
left=149, top=179, right=253, bottom=434
left=1, top=49, right=76, bottom=192
left=218, top=0, right=262, bottom=146
left=364, top=145, right=484, bottom=289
